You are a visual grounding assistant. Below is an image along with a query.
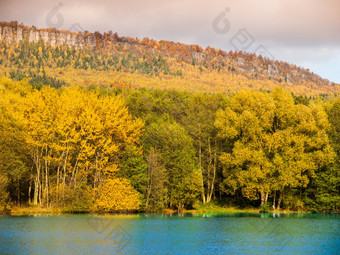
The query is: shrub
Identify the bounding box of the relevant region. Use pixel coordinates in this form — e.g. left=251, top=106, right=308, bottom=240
left=260, top=203, right=272, bottom=213
left=94, top=178, right=141, bottom=212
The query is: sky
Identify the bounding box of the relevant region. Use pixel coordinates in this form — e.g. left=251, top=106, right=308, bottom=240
left=0, top=0, right=339, bottom=83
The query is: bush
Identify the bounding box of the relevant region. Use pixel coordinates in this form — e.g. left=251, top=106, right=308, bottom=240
left=260, top=203, right=272, bottom=213
left=94, top=178, right=141, bottom=212
left=284, top=191, right=305, bottom=211
left=62, top=184, right=94, bottom=213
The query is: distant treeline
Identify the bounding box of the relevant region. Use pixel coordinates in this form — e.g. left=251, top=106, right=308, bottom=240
left=0, top=77, right=339, bottom=213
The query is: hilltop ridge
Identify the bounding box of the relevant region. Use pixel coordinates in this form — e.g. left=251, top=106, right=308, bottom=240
left=0, top=21, right=339, bottom=97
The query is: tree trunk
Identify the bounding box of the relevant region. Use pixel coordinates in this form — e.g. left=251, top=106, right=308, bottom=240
left=178, top=203, right=184, bottom=213
left=260, top=191, right=265, bottom=205
left=17, top=180, right=20, bottom=206
left=45, top=147, right=49, bottom=208
left=206, top=137, right=211, bottom=203
left=198, top=130, right=206, bottom=204
left=56, top=165, right=60, bottom=203
left=146, top=159, right=153, bottom=209
left=146, top=182, right=152, bottom=209
left=39, top=150, right=43, bottom=206
left=63, top=146, right=69, bottom=203
left=28, top=177, right=32, bottom=204
left=39, top=176, right=42, bottom=206
left=94, top=155, right=99, bottom=189
left=33, top=150, right=41, bottom=206
left=277, top=187, right=284, bottom=210
left=56, top=151, right=64, bottom=204
left=207, top=139, right=216, bottom=203
left=273, top=191, right=276, bottom=210
left=34, top=177, right=38, bottom=205
left=265, top=192, right=269, bottom=204
left=71, top=150, right=81, bottom=187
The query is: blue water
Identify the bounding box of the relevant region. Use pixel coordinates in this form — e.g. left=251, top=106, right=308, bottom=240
left=0, top=213, right=339, bottom=254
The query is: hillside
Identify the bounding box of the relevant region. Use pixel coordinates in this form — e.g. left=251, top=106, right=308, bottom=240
left=0, top=21, right=339, bottom=97
left=0, top=21, right=339, bottom=215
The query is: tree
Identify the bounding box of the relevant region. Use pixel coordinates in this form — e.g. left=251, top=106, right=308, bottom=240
left=21, top=85, right=144, bottom=208
left=304, top=99, right=340, bottom=212
left=0, top=77, right=30, bottom=207
left=215, top=88, right=334, bottom=208
left=145, top=148, right=167, bottom=211
left=118, top=145, right=148, bottom=203
left=143, top=120, right=201, bottom=211
left=180, top=94, right=226, bottom=204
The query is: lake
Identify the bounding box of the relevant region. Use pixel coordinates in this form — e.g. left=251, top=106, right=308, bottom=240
left=0, top=213, right=339, bottom=254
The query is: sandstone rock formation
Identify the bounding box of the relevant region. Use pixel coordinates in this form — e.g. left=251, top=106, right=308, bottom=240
left=0, top=24, right=96, bottom=49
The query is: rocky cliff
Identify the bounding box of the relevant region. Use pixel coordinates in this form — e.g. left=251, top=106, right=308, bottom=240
left=0, top=23, right=96, bottom=49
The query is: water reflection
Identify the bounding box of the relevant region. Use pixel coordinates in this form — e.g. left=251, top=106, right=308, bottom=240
left=0, top=213, right=339, bottom=254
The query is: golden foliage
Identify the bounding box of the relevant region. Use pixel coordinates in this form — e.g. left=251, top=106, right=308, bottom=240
left=94, top=178, right=141, bottom=211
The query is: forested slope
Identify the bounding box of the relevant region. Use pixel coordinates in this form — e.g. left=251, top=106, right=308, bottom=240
left=1, top=21, right=339, bottom=97
left=0, top=21, right=339, bottom=213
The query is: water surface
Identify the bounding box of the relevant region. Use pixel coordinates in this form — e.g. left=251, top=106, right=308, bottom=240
left=0, top=213, right=339, bottom=254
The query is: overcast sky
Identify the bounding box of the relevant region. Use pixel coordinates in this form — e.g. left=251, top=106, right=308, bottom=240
left=1, top=0, right=339, bottom=83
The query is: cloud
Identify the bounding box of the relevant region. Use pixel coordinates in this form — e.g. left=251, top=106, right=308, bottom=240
left=1, top=0, right=339, bottom=45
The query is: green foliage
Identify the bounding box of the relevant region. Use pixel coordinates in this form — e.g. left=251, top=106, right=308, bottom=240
left=62, top=184, right=94, bottom=213
left=259, top=203, right=272, bottom=213
left=10, top=70, right=66, bottom=89
left=145, top=148, right=168, bottom=211
left=0, top=173, right=10, bottom=212
left=0, top=82, right=30, bottom=206
left=2, top=40, right=171, bottom=77
left=304, top=164, right=340, bottom=212
left=282, top=190, right=305, bottom=211
left=303, top=99, right=340, bottom=212
left=118, top=145, right=148, bottom=200
left=328, top=99, right=340, bottom=154
left=294, top=95, right=310, bottom=106
left=143, top=120, right=201, bottom=210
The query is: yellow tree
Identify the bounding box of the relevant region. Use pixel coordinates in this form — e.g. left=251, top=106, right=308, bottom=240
left=215, top=88, right=334, bottom=208
left=23, top=86, right=60, bottom=206
left=21, top=85, right=144, bottom=209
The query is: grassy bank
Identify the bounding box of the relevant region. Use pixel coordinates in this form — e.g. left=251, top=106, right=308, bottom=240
left=182, top=202, right=315, bottom=215
left=5, top=203, right=312, bottom=216
left=9, top=206, right=64, bottom=215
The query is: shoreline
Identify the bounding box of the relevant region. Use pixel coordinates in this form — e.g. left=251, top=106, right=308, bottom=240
left=4, top=205, right=337, bottom=216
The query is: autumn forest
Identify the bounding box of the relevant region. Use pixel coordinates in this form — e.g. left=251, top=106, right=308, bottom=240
left=0, top=22, right=339, bottom=214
